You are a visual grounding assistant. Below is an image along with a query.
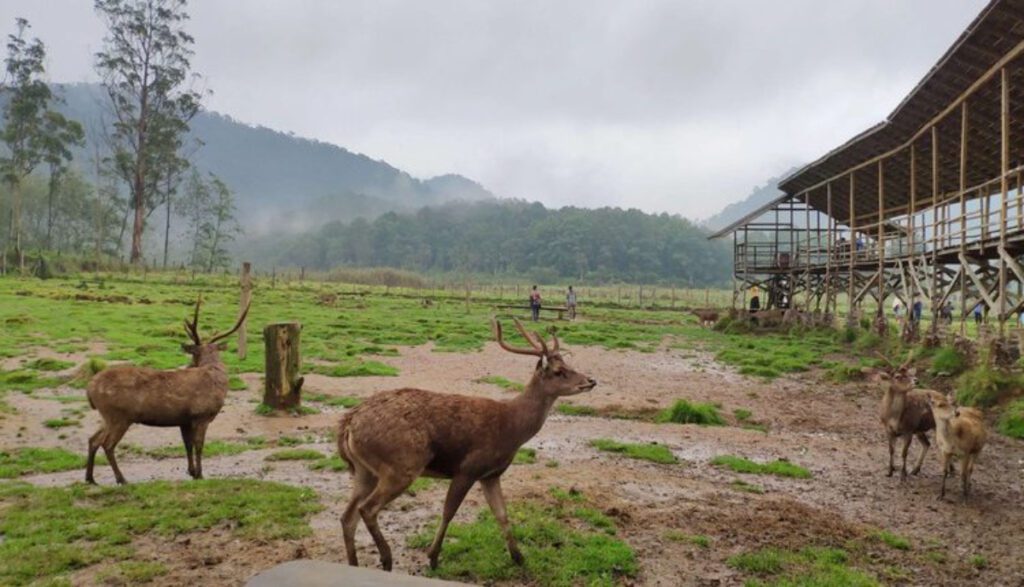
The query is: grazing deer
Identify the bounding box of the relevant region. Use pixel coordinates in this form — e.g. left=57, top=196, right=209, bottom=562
left=85, top=297, right=249, bottom=485
left=868, top=353, right=937, bottom=479
left=928, top=393, right=988, bottom=502
left=690, top=309, right=719, bottom=328
left=337, top=318, right=597, bottom=571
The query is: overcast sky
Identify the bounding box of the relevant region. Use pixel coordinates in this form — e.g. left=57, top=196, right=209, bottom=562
left=0, top=0, right=988, bottom=219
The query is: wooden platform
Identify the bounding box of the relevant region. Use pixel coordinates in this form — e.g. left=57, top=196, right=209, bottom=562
left=494, top=304, right=571, bottom=320
left=246, top=560, right=464, bottom=587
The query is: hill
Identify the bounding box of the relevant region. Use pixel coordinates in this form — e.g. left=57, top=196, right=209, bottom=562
left=52, top=83, right=494, bottom=231
left=702, top=168, right=797, bottom=232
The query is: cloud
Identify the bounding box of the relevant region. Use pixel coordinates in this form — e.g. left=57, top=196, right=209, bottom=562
left=0, top=0, right=987, bottom=218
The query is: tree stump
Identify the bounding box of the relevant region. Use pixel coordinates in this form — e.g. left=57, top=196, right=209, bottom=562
left=264, top=322, right=304, bottom=410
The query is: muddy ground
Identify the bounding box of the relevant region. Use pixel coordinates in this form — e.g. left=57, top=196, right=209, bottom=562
left=5, top=342, right=1024, bottom=586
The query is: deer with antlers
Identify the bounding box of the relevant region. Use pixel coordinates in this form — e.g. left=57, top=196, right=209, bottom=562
left=84, top=297, right=250, bottom=485
left=865, top=352, right=939, bottom=480
left=337, top=318, right=597, bottom=571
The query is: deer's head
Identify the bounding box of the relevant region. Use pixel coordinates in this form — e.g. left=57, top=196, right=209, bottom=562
left=493, top=318, right=596, bottom=397
left=927, top=392, right=958, bottom=421
left=182, top=296, right=251, bottom=368
left=865, top=352, right=916, bottom=394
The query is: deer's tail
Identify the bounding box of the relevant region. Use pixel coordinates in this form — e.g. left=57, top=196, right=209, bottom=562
left=336, top=413, right=357, bottom=475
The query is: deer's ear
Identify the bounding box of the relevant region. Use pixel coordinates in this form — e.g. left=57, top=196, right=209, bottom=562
left=906, top=367, right=917, bottom=377
left=536, top=358, right=544, bottom=371
left=181, top=343, right=198, bottom=354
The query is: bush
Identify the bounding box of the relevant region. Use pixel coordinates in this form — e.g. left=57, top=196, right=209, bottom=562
left=854, top=332, right=881, bottom=352
left=955, top=367, right=1023, bottom=407
left=931, top=347, right=967, bottom=376
left=656, top=400, right=724, bottom=426
left=998, top=399, right=1024, bottom=439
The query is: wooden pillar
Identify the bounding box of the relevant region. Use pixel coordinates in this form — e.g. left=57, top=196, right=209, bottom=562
left=238, top=261, right=253, bottom=360
left=931, top=125, right=940, bottom=331
left=959, top=101, right=969, bottom=336
left=1000, top=67, right=1010, bottom=334
left=909, top=145, right=917, bottom=302
left=877, top=159, right=885, bottom=320
left=263, top=322, right=303, bottom=410
left=848, top=173, right=856, bottom=322
left=825, top=183, right=833, bottom=315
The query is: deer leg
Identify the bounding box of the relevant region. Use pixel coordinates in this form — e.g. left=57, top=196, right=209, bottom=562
left=887, top=433, right=896, bottom=476
left=341, top=467, right=376, bottom=567
left=480, top=476, right=523, bottom=565
left=911, top=432, right=930, bottom=475
left=899, top=434, right=913, bottom=480
left=180, top=423, right=196, bottom=479
left=193, top=421, right=210, bottom=480
left=101, top=421, right=131, bottom=485
left=427, top=475, right=476, bottom=570
left=86, top=427, right=105, bottom=484
left=939, top=453, right=949, bottom=499
left=961, top=456, right=974, bottom=502
left=357, top=471, right=415, bottom=571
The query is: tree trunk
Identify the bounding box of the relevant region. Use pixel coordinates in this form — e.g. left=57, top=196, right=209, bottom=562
left=163, top=194, right=172, bottom=268
left=11, top=179, right=24, bottom=273
left=130, top=182, right=145, bottom=264
left=46, top=169, right=59, bottom=250
left=263, top=322, right=303, bottom=410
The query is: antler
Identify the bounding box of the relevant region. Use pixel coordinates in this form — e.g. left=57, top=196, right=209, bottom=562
left=493, top=318, right=545, bottom=356
left=512, top=317, right=545, bottom=352
left=549, top=327, right=560, bottom=353
left=183, top=295, right=203, bottom=345
left=209, top=301, right=252, bottom=344
left=873, top=351, right=895, bottom=369
left=899, top=351, right=914, bottom=370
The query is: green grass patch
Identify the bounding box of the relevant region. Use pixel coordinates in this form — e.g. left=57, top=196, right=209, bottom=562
left=556, top=403, right=598, bottom=417
left=308, top=360, right=398, bottom=378
left=514, top=447, right=537, bottom=465
left=146, top=439, right=265, bottom=459
left=23, top=358, right=75, bottom=372
left=476, top=375, right=525, bottom=392
left=998, top=399, right=1024, bottom=439
left=665, top=531, right=710, bottom=548
left=970, top=554, right=988, bottom=569
left=265, top=449, right=324, bottom=461
left=931, top=347, right=968, bottom=376
left=656, top=399, right=724, bottom=426
left=590, top=439, right=678, bottom=464
left=0, top=479, right=320, bottom=586
left=308, top=456, right=348, bottom=472
left=733, top=408, right=753, bottom=422
left=228, top=375, right=248, bottom=390
left=96, top=560, right=168, bottom=584
left=409, top=501, right=636, bottom=585
left=43, top=418, right=79, bottom=429
left=305, top=393, right=361, bottom=408
left=873, top=530, right=911, bottom=551
left=727, top=546, right=878, bottom=586
left=0, top=447, right=89, bottom=478
left=406, top=477, right=444, bottom=496
left=711, top=455, right=810, bottom=479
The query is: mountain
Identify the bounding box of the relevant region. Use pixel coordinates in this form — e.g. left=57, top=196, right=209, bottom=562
left=51, top=83, right=495, bottom=232
left=702, top=168, right=798, bottom=232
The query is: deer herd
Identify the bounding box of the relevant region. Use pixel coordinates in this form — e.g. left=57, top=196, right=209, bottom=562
left=78, top=296, right=992, bottom=573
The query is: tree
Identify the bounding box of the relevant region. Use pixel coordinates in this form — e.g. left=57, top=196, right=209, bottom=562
left=40, top=109, right=85, bottom=249
left=1, top=18, right=50, bottom=271
left=181, top=168, right=211, bottom=269
left=93, top=0, right=202, bottom=265
left=180, top=170, right=239, bottom=272
left=203, top=175, right=239, bottom=272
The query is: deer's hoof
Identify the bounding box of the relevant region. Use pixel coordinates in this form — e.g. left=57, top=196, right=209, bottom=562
left=510, top=549, right=524, bottom=566
left=886, top=469, right=894, bottom=477
left=381, top=559, right=392, bottom=572
left=428, top=555, right=439, bottom=570
left=911, top=467, right=921, bottom=476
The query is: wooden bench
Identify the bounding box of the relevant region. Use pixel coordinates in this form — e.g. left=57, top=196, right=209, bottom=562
left=494, top=304, right=571, bottom=320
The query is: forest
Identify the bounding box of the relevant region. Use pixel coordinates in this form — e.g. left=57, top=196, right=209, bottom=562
left=249, top=199, right=732, bottom=285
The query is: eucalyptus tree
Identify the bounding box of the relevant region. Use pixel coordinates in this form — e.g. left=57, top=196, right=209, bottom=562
left=93, top=0, right=203, bottom=264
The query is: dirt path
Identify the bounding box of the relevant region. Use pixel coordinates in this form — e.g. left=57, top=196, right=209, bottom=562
left=6, top=342, right=1024, bottom=585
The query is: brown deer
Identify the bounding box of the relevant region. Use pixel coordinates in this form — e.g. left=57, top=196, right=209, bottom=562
left=927, top=393, right=988, bottom=502
left=85, top=297, right=249, bottom=485
left=689, top=309, right=719, bottom=328
left=337, top=318, right=596, bottom=571
left=868, top=353, right=937, bottom=480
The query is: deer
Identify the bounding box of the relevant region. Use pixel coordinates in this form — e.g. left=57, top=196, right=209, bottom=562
left=689, top=309, right=719, bottom=328
left=85, top=297, right=249, bottom=485
left=866, top=352, right=938, bottom=480
left=927, top=393, right=988, bottom=502
left=336, top=318, right=597, bottom=572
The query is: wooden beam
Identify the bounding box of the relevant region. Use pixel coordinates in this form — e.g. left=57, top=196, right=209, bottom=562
left=959, top=101, right=968, bottom=335
left=877, top=159, right=885, bottom=316
left=1000, top=66, right=1009, bottom=334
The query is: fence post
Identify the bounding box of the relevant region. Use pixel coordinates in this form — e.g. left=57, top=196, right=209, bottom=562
left=238, top=261, right=253, bottom=360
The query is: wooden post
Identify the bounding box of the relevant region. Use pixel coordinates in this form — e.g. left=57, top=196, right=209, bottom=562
left=877, top=159, right=885, bottom=322
left=1000, top=67, right=1010, bottom=335
left=960, top=101, right=969, bottom=336
left=239, top=262, right=253, bottom=360
left=848, top=173, right=856, bottom=323
left=826, top=183, right=833, bottom=314
left=931, top=125, right=940, bottom=332
left=263, top=322, right=303, bottom=410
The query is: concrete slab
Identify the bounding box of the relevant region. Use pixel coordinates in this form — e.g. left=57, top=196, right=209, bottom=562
left=246, top=560, right=468, bottom=587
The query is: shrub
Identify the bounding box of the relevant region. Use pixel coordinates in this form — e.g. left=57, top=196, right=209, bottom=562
left=955, top=367, right=1023, bottom=407
left=998, top=399, right=1024, bottom=439
left=656, top=400, right=724, bottom=426
left=931, top=347, right=968, bottom=376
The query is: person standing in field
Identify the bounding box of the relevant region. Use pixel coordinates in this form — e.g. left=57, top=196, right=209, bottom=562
left=566, top=286, right=578, bottom=320
left=529, top=285, right=542, bottom=322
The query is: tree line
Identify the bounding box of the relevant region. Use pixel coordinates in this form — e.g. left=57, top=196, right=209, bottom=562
left=0, top=0, right=239, bottom=273
left=252, top=200, right=732, bottom=286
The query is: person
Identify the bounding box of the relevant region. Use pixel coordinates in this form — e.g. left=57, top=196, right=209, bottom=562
left=529, top=285, right=542, bottom=322
left=749, top=289, right=761, bottom=313
left=973, top=302, right=984, bottom=324
left=892, top=299, right=901, bottom=318
left=943, top=301, right=954, bottom=324
left=912, top=298, right=923, bottom=323
left=566, top=286, right=578, bottom=320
